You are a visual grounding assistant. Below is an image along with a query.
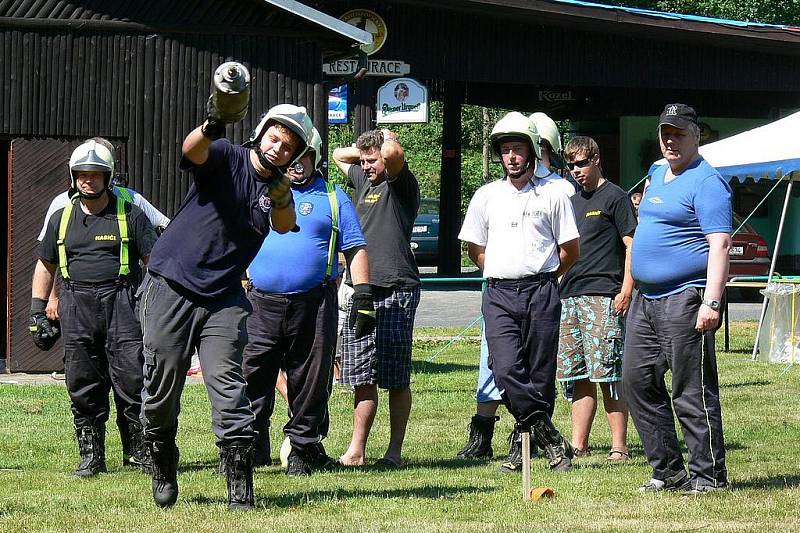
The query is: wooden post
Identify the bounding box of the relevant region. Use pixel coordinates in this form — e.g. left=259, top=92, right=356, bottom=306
left=439, top=80, right=464, bottom=276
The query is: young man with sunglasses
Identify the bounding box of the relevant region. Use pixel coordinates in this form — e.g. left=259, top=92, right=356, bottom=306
left=459, top=112, right=579, bottom=472
left=558, top=136, right=637, bottom=463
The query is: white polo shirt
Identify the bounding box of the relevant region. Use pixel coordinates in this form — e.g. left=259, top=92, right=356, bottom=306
left=459, top=175, right=579, bottom=279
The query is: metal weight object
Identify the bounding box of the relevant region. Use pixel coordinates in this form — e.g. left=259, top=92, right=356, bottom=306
left=211, top=62, right=251, bottom=123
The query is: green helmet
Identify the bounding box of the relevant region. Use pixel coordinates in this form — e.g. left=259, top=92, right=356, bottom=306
left=529, top=112, right=565, bottom=169
left=489, top=112, right=541, bottom=163
left=308, top=127, right=323, bottom=169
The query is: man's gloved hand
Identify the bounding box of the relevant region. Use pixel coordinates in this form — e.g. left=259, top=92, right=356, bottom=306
left=201, top=96, right=227, bottom=141
left=350, top=284, right=376, bottom=339
left=30, top=297, right=60, bottom=351
left=264, top=172, right=293, bottom=210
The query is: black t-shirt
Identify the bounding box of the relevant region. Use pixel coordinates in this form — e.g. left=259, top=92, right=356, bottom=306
left=39, top=193, right=156, bottom=283
left=559, top=180, right=637, bottom=298
left=348, top=162, right=420, bottom=288
left=147, top=140, right=274, bottom=298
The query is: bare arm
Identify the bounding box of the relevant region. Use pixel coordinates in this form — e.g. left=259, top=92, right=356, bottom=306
left=332, top=146, right=360, bottom=176
left=182, top=124, right=214, bottom=166
left=613, top=235, right=635, bottom=316
left=32, top=260, right=57, bottom=300
left=556, top=238, right=580, bottom=277
left=381, top=131, right=406, bottom=179
left=467, top=243, right=486, bottom=271
left=696, top=232, right=731, bottom=332
left=46, top=282, right=60, bottom=321
left=343, top=246, right=369, bottom=285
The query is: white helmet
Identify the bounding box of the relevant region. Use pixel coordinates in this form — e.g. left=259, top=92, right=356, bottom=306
left=308, top=127, right=323, bottom=169
left=529, top=112, right=565, bottom=169
left=68, top=140, right=114, bottom=194
left=490, top=112, right=541, bottom=163
left=248, top=103, right=313, bottom=164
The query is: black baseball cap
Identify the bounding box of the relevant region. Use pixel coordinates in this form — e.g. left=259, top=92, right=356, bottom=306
left=659, top=103, right=698, bottom=129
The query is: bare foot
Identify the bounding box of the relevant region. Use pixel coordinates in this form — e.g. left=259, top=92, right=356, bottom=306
left=338, top=452, right=366, bottom=466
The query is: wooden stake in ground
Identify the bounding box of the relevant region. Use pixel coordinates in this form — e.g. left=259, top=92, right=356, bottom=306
left=522, top=430, right=531, bottom=501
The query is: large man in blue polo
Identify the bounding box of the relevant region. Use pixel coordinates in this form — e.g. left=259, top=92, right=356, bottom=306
left=242, top=128, right=372, bottom=476
left=624, top=103, right=732, bottom=495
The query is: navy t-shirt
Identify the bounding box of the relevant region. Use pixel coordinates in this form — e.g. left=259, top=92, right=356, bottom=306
left=147, top=140, right=273, bottom=298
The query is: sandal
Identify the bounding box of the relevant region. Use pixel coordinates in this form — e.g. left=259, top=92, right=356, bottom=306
left=607, top=449, right=630, bottom=462
left=373, top=457, right=403, bottom=470
left=573, top=446, right=591, bottom=458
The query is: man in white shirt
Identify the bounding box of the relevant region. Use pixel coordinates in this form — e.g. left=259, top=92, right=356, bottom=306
left=459, top=112, right=579, bottom=472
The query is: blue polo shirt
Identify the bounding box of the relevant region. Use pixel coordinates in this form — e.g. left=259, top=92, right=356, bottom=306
left=248, top=174, right=366, bottom=294
left=148, top=140, right=273, bottom=298
left=631, top=157, right=732, bottom=298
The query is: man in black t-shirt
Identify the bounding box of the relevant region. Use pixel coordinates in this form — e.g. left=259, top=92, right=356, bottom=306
left=558, top=136, right=637, bottom=462
left=333, top=129, right=420, bottom=469
left=31, top=139, right=157, bottom=478
left=140, top=102, right=311, bottom=510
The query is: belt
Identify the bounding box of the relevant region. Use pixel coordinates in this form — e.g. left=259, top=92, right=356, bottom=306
left=63, top=278, right=130, bottom=290
left=486, top=272, right=556, bottom=288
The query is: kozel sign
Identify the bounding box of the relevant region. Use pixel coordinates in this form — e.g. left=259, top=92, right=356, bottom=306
left=376, top=78, right=428, bottom=124
left=340, top=9, right=387, bottom=56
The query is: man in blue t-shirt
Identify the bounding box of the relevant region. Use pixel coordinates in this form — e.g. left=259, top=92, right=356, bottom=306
left=140, top=102, right=312, bottom=510
left=624, top=104, right=732, bottom=495
left=242, top=128, right=372, bottom=476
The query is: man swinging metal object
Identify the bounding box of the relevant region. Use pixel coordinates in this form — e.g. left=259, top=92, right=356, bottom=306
left=141, top=61, right=312, bottom=510
left=32, top=140, right=157, bottom=478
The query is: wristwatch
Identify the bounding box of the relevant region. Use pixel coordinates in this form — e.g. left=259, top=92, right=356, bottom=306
left=702, top=299, right=721, bottom=311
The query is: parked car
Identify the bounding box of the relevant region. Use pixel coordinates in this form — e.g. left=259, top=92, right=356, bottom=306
left=729, top=213, right=771, bottom=299
left=410, top=198, right=439, bottom=266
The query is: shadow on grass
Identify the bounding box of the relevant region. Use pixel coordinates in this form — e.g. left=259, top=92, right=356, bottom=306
left=412, top=361, right=476, bottom=375
left=186, top=484, right=494, bottom=507
left=733, top=473, right=800, bottom=490
left=720, top=379, right=771, bottom=388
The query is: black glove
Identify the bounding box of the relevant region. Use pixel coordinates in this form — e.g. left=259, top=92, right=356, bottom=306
left=30, top=298, right=60, bottom=351
left=350, top=284, right=376, bottom=339
left=201, top=96, right=227, bottom=140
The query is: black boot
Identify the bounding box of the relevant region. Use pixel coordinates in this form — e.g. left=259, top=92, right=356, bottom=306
left=499, top=426, right=539, bottom=473
left=286, top=443, right=336, bottom=476
left=149, top=441, right=179, bottom=508
left=531, top=414, right=574, bottom=472
left=74, top=425, right=107, bottom=478
left=222, top=445, right=255, bottom=511
left=124, top=422, right=152, bottom=473
left=253, top=428, right=271, bottom=467
left=456, top=415, right=498, bottom=459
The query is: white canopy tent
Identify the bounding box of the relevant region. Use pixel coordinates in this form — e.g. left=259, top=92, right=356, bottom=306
left=649, top=111, right=800, bottom=359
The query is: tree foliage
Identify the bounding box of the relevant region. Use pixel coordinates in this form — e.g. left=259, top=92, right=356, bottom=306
left=595, top=0, right=800, bottom=25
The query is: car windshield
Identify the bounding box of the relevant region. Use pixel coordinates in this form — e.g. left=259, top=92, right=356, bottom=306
left=418, top=199, right=439, bottom=215
left=732, top=213, right=757, bottom=234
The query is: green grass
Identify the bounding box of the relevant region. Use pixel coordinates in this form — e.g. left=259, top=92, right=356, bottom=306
left=1, top=322, right=799, bottom=531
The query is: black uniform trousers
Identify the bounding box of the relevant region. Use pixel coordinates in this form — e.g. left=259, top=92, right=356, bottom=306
left=242, top=281, right=337, bottom=450
left=623, top=288, right=728, bottom=489
left=60, top=279, right=144, bottom=431
left=482, top=275, right=560, bottom=429
left=139, top=272, right=255, bottom=447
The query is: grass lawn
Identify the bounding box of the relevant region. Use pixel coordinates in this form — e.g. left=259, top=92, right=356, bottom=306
left=1, top=322, right=799, bottom=531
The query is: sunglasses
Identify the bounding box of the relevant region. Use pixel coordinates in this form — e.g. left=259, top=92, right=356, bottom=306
left=566, top=157, right=593, bottom=170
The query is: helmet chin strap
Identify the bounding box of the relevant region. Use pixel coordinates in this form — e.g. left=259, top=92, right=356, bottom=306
left=78, top=190, right=105, bottom=200
left=254, top=147, right=285, bottom=179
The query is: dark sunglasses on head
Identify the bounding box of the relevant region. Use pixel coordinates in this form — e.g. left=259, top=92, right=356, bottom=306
left=566, top=157, right=593, bottom=170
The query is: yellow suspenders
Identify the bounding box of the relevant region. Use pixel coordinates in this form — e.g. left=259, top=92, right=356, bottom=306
left=57, top=193, right=131, bottom=280
left=324, top=181, right=339, bottom=279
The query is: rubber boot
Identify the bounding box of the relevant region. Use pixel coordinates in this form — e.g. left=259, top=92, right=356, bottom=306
left=74, top=425, right=107, bottom=478
left=124, top=422, right=152, bottom=473
left=149, top=441, right=179, bottom=508
left=222, top=445, right=255, bottom=511
left=531, top=415, right=574, bottom=472
left=456, top=415, right=498, bottom=459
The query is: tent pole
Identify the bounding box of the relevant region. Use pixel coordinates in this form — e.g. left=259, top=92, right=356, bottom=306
left=752, top=173, right=795, bottom=360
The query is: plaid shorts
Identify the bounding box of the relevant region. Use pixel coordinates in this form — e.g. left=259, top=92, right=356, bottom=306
left=557, top=295, right=624, bottom=383
left=340, top=285, right=420, bottom=389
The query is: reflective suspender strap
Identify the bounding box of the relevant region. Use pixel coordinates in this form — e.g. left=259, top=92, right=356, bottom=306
left=325, top=181, right=339, bottom=279
left=116, top=186, right=134, bottom=203
left=56, top=197, right=77, bottom=280
left=116, top=197, right=130, bottom=277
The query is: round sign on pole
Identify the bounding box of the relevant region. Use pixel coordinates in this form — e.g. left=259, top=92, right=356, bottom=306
left=340, top=9, right=387, bottom=56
